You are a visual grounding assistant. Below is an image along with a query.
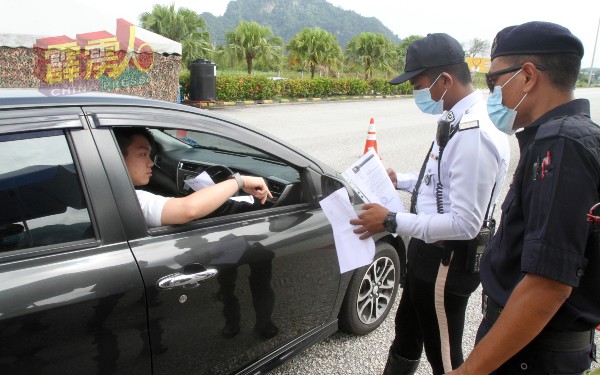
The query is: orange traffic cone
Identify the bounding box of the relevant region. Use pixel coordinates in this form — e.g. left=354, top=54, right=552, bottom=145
left=363, top=118, right=380, bottom=157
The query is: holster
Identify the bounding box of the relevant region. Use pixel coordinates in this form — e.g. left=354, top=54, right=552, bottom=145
left=464, top=220, right=495, bottom=273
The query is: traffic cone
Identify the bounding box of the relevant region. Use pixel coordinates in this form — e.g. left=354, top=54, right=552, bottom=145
left=363, top=118, right=380, bottom=157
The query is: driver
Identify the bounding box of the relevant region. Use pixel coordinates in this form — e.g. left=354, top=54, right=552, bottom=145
left=114, top=127, right=272, bottom=227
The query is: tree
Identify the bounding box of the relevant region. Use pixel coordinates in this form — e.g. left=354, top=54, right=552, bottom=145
left=139, top=4, right=213, bottom=67
left=396, top=35, right=423, bottom=73
left=226, top=21, right=283, bottom=74
left=286, top=27, right=343, bottom=79
left=345, top=32, right=397, bottom=79
left=466, top=38, right=491, bottom=57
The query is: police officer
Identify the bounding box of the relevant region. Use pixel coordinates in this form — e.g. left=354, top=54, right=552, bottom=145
left=350, top=33, right=510, bottom=374
left=447, top=21, right=600, bottom=375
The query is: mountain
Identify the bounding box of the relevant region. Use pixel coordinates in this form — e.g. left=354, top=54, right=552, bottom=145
left=201, top=0, right=401, bottom=48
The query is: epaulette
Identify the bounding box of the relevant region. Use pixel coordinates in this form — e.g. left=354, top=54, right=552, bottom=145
left=458, top=120, right=479, bottom=131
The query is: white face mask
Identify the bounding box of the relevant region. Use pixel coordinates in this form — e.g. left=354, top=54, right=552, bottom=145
left=487, top=69, right=527, bottom=135
left=413, top=74, right=447, bottom=115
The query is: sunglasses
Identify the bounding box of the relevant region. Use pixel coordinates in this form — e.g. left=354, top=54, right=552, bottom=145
left=485, top=64, right=546, bottom=92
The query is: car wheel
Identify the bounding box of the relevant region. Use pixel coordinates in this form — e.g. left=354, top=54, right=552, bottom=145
left=339, top=241, right=400, bottom=335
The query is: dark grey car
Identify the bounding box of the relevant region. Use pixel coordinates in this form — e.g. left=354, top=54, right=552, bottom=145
left=0, top=89, right=406, bottom=374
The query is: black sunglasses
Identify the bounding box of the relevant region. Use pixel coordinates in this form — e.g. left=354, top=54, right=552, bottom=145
left=485, top=64, right=546, bottom=92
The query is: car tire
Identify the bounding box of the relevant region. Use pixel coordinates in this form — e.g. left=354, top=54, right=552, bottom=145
left=339, top=241, right=400, bottom=335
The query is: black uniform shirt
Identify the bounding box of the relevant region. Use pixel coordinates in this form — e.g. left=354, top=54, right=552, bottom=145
left=481, top=99, right=600, bottom=331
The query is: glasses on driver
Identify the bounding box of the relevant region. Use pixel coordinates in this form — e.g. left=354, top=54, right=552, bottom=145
left=485, top=64, right=546, bottom=93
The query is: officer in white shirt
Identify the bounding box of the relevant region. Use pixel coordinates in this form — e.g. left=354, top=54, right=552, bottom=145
left=350, top=33, right=510, bottom=375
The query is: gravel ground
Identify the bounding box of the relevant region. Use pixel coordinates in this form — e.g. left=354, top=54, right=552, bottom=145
left=271, top=284, right=600, bottom=374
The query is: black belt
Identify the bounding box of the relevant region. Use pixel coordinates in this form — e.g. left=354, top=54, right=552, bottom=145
left=482, top=293, right=594, bottom=351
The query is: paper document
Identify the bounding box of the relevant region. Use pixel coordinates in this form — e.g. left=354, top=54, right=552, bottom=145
left=184, top=171, right=254, bottom=204
left=342, top=149, right=405, bottom=213
left=319, top=188, right=375, bottom=273
left=184, top=171, right=214, bottom=191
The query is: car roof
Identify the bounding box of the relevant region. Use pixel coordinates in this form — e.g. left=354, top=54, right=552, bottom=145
left=0, top=88, right=191, bottom=112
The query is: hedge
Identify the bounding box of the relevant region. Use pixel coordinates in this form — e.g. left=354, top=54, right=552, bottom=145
left=179, top=72, right=413, bottom=102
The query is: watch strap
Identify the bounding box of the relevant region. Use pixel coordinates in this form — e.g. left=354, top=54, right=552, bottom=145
left=230, top=173, right=243, bottom=190
left=384, top=211, right=397, bottom=233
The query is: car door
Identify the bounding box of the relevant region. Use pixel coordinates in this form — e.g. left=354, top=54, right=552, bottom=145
left=0, top=108, right=150, bottom=374
left=86, top=105, right=345, bottom=374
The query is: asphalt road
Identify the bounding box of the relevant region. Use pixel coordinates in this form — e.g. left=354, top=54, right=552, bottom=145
left=215, top=88, right=600, bottom=374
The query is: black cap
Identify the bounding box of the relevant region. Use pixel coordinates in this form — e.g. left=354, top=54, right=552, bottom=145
left=491, top=21, right=584, bottom=60
left=390, top=33, right=465, bottom=85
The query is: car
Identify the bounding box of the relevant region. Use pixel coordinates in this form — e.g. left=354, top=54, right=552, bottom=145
left=0, top=89, right=407, bottom=374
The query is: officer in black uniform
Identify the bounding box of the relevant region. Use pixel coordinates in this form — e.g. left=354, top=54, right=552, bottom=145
left=448, top=21, right=600, bottom=375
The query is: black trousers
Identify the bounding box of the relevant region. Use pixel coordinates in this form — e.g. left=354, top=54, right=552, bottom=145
left=390, top=238, right=480, bottom=374
left=476, top=318, right=596, bottom=374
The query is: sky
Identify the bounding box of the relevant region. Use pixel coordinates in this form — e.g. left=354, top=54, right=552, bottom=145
left=2, top=0, right=599, bottom=67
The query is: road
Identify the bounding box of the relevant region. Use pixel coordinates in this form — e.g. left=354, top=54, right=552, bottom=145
left=215, top=88, right=600, bottom=374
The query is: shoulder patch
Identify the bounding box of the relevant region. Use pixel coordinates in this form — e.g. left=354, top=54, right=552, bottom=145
left=459, top=120, right=479, bottom=131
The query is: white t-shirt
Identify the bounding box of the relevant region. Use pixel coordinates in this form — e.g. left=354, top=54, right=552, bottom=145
left=135, top=190, right=171, bottom=227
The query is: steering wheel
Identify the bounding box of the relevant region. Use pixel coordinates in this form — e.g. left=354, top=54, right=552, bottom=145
left=203, top=165, right=238, bottom=216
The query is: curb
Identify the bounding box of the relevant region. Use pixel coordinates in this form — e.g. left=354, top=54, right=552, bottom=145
left=214, top=94, right=410, bottom=108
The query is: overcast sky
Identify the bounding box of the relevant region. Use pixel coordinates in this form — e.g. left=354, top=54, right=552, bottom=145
left=2, top=0, right=599, bottom=67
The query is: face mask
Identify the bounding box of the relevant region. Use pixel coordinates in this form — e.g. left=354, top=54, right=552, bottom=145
left=414, top=74, right=447, bottom=115
left=487, top=70, right=527, bottom=135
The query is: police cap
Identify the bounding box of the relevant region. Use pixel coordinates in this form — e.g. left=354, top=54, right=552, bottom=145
left=390, top=33, right=465, bottom=85
left=491, top=21, right=584, bottom=60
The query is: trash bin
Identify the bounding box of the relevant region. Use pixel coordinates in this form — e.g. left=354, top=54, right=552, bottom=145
left=189, top=59, right=216, bottom=101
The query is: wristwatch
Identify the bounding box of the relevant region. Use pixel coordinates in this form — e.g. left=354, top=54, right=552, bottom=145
left=383, top=211, right=397, bottom=233
left=229, top=172, right=244, bottom=190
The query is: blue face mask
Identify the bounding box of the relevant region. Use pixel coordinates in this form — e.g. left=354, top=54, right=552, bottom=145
left=487, top=69, right=527, bottom=135
left=414, top=74, right=447, bottom=115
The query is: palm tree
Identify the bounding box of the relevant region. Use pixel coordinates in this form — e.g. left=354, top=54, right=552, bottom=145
left=396, top=35, right=423, bottom=73
left=345, top=32, right=397, bottom=79
left=139, top=4, right=213, bottom=67
left=286, top=27, right=343, bottom=79
left=225, top=21, right=283, bottom=74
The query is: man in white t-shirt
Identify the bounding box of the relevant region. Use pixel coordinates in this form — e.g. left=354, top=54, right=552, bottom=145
left=114, top=128, right=272, bottom=227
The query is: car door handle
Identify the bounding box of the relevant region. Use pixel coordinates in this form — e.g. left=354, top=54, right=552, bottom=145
left=157, top=267, right=218, bottom=290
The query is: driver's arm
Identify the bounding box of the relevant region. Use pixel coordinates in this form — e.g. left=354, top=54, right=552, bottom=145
left=160, top=175, right=272, bottom=225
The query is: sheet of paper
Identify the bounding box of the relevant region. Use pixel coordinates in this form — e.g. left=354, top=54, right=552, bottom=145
left=184, top=171, right=214, bottom=191
left=342, top=148, right=405, bottom=213
left=230, top=195, right=254, bottom=204
left=319, top=187, right=375, bottom=274
left=185, top=171, right=253, bottom=204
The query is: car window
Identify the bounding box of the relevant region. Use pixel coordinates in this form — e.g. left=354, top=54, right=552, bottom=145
left=0, top=130, right=94, bottom=252
left=114, top=126, right=305, bottom=228
left=163, top=129, right=274, bottom=159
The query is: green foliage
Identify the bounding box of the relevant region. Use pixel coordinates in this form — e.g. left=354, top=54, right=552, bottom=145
left=345, top=32, right=397, bottom=79
left=139, top=4, right=213, bottom=67
left=396, top=35, right=423, bottom=73
left=225, top=21, right=283, bottom=74
left=178, top=73, right=414, bottom=102
left=179, top=68, right=191, bottom=99
left=201, top=0, right=400, bottom=49
left=286, top=27, right=343, bottom=79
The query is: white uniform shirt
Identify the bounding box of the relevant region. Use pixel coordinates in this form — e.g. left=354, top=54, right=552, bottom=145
left=136, top=190, right=171, bottom=227
left=395, top=90, right=510, bottom=243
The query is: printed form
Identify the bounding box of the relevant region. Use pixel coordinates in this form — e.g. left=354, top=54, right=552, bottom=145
left=319, top=149, right=405, bottom=273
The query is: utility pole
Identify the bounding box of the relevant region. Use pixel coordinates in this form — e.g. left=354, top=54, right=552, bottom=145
left=588, top=17, right=600, bottom=87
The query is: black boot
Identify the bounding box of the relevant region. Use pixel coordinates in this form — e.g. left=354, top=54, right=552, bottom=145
left=382, top=349, right=419, bottom=375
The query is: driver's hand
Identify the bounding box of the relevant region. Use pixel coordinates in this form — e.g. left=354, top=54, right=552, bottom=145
left=240, top=175, right=273, bottom=204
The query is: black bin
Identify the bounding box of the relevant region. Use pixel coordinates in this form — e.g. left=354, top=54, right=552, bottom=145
left=189, top=59, right=216, bottom=101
